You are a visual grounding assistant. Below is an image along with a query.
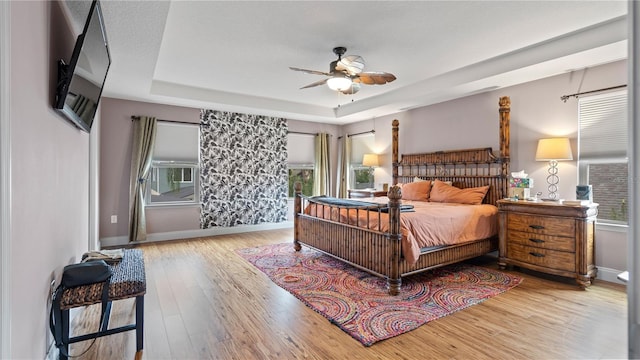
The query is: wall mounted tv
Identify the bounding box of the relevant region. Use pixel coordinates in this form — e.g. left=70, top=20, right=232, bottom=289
left=54, top=0, right=110, bottom=133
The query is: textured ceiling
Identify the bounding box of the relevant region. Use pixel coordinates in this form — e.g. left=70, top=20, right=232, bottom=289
left=87, top=1, right=627, bottom=124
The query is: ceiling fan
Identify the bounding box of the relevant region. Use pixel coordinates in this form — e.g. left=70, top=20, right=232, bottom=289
left=289, top=47, right=396, bottom=95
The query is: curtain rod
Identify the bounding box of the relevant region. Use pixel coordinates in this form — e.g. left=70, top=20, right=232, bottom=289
left=287, top=130, right=317, bottom=136
left=338, top=129, right=375, bottom=140
left=560, top=84, right=627, bottom=102
left=130, top=116, right=196, bottom=126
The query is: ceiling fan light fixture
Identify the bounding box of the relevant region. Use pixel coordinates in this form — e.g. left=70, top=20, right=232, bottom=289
left=327, top=76, right=352, bottom=91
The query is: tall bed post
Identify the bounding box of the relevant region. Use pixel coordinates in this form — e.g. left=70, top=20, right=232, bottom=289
left=293, top=182, right=302, bottom=251
left=392, top=119, right=399, bottom=185
left=387, top=185, right=402, bottom=295
left=499, top=96, right=511, bottom=176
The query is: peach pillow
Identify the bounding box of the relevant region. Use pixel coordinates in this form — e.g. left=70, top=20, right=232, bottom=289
left=401, top=181, right=432, bottom=201
left=429, top=180, right=489, bottom=205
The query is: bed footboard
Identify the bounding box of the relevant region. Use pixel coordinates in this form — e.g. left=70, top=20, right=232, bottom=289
left=293, top=183, right=404, bottom=295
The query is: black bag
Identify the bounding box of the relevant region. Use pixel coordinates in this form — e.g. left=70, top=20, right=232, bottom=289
left=50, top=260, right=113, bottom=358
left=61, top=261, right=112, bottom=287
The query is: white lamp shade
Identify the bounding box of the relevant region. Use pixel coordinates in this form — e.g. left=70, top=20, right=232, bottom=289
left=535, top=138, right=573, bottom=161
left=327, top=76, right=352, bottom=91
left=362, top=153, right=379, bottom=167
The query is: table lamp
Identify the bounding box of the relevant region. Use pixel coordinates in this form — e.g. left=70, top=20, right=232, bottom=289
left=535, top=138, right=573, bottom=200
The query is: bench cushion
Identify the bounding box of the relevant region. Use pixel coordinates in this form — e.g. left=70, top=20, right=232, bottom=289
left=59, top=249, right=146, bottom=310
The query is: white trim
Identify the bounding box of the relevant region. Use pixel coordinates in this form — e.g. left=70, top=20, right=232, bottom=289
left=100, top=221, right=294, bottom=247
left=46, top=342, right=57, bottom=360
left=629, top=1, right=640, bottom=357
left=89, top=104, right=100, bottom=251
left=597, top=222, right=628, bottom=233
left=0, top=1, right=10, bottom=358
left=597, top=266, right=628, bottom=286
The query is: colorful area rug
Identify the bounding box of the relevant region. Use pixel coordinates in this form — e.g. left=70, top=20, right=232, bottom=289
left=236, top=243, right=522, bottom=346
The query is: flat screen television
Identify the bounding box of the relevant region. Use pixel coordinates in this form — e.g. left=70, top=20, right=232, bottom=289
left=54, top=0, right=110, bottom=133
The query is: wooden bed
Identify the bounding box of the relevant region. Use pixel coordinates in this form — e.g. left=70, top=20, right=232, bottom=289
left=293, top=96, right=511, bottom=295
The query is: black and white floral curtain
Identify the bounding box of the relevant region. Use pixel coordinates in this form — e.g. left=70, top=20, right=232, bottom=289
left=199, top=110, right=288, bottom=227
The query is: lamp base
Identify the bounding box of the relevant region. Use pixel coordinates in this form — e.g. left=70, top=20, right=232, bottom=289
left=546, top=160, right=560, bottom=200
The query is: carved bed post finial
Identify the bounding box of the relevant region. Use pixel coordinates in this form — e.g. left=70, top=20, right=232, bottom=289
left=294, top=182, right=302, bottom=251
left=392, top=119, right=399, bottom=185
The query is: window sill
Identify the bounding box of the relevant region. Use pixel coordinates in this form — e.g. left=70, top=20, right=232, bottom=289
left=596, top=222, right=628, bottom=233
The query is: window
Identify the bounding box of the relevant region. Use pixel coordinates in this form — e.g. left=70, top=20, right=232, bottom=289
left=350, top=133, right=375, bottom=189
left=288, top=166, right=314, bottom=197
left=287, top=133, right=315, bottom=197
left=578, top=91, right=627, bottom=224
left=146, top=122, right=200, bottom=206
left=352, top=166, right=374, bottom=189
left=149, top=164, right=198, bottom=203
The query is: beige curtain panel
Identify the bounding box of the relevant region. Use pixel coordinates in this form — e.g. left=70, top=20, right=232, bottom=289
left=336, top=135, right=351, bottom=198
left=313, top=132, right=331, bottom=196
left=129, top=116, right=157, bottom=242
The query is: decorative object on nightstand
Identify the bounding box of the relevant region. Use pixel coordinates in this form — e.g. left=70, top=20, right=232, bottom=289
left=497, top=199, right=598, bottom=288
left=508, top=170, right=534, bottom=200
left=576, top=184, right=593, bottom=202
left=535, top=137, right=573, bottom=200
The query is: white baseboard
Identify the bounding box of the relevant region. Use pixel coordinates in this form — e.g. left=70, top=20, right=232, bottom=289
left=45, top=341, right=57, bottom=360
left=100, top=221, right=294, bottom=247
left=597, top=266, right=628, bottom=285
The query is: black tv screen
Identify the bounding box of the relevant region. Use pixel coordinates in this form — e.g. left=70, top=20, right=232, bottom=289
left=54, top=0, right=110, bottom=132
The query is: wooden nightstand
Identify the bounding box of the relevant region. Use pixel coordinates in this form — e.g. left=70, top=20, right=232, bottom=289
left=497, top=199, right=598, bottom=288
left=347, top=189, right=387, bottom=199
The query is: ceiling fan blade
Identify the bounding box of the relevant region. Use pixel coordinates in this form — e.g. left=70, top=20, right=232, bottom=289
left=354, top=72, right=397, bottom=85
left=336, top=55, right=365, bottom=76
left=300, top=78, right=329, bottom=89
left=289, top=67, right=332, bottom=76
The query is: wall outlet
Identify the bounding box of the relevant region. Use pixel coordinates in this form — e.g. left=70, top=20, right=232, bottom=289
left=111, top=215, right=117, bottom=224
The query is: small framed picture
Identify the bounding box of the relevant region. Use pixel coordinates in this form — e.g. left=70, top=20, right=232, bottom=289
left=576, top=185, right=592, bottom=202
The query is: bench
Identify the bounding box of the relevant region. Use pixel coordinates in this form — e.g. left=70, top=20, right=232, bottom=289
left=58, top=249, right=146, bottom=359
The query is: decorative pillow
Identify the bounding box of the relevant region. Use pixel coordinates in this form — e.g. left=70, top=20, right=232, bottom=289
left=401, top=181, right=432, bottom=201
left=429, top=179, right=489, bottom=205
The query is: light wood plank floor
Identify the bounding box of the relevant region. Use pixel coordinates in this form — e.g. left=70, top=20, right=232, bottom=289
left=68, top=229, right=627, bottom=359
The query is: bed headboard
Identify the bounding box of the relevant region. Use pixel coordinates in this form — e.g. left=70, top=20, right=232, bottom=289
left=391, top=96, right=511, bottom=206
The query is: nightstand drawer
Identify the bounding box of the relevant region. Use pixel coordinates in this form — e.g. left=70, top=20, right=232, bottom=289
left=507, top=230, right=575, bottom=252
left=507, top=213, right=575, bottom=237
left=507, top=243, right=576, bottom=272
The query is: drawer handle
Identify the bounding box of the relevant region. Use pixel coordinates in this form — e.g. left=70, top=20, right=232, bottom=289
left=529, top=238, right=545, bottom=244
left=529, top=225, right=545, bottom=230
left=529, top=252, right=545, bottom=258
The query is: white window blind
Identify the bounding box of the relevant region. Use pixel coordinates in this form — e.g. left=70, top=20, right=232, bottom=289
left=350, top=133, right=375, bottom=164
left=578, top=91, right=627, bottom=159
left=152, top=122, right=200, bottom=162
left=287, top=133, right=315, bottom=165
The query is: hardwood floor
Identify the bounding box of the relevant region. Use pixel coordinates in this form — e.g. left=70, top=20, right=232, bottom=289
left=68, top=228, right=627, bottom=359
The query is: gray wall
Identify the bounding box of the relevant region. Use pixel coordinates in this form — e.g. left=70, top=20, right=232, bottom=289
left=8, top=1, right=93, bottom=358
